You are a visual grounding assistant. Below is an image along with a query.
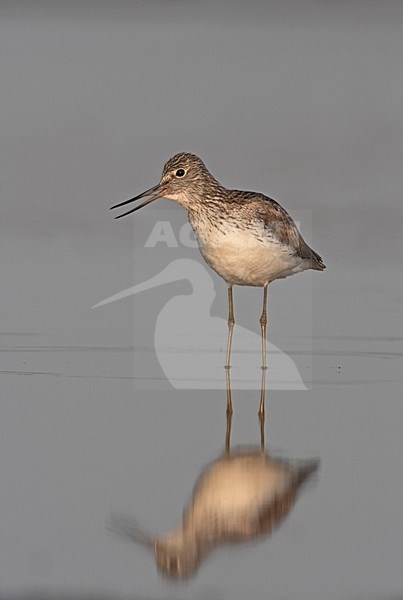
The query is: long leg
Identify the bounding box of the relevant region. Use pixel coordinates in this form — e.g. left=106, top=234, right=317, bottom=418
left=225, top=367, right=232, bottom=453
left=260, top=284, right=268, bottom=371
left=225, top=284, right=235, bottom=369
left=259, top=284, right=268, bottom=418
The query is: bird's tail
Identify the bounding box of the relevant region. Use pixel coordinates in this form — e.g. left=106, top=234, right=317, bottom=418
left=308, top=248, right=326, bottom=271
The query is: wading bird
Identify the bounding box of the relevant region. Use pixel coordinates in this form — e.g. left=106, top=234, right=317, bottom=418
left=111, top=153, right=325, bottom=409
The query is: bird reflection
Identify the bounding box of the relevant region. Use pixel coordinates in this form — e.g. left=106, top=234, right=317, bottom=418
left=108, top=372, right=319, bottom=580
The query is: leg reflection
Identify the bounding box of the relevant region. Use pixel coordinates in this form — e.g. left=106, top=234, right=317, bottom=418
left=224, top=365, right=267, bottom=453
left=259, top=364, right=267, bottom=451
left=225, top=367, right=232, bottom=453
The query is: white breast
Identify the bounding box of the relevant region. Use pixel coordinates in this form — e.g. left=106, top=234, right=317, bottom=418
left=193, top=220, right=305, bottom=286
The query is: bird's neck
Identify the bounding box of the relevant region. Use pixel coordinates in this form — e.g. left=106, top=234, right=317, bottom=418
left=187, top=183, right=228, bottom=214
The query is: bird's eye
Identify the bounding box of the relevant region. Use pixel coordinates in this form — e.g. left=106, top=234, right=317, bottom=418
left=175, top=169, right=185, bottom=177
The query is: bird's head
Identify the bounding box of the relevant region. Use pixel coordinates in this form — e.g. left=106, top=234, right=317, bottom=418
left=111, top=152, right=220, bottom=218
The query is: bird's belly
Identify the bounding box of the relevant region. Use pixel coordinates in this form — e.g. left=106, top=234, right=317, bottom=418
left=198, top=235, right=303, bottom=286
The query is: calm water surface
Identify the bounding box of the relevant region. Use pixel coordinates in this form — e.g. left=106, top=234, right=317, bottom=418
left=0, top=235, right=401, bottom=600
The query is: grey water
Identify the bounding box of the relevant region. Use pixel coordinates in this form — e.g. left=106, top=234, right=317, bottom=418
left=1, top=1, right=402, bottom=599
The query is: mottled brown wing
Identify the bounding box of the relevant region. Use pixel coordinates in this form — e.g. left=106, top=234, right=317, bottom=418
left=255, top=195, right=325, bottom=269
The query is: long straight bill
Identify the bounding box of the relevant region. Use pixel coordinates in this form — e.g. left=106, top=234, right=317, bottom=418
left=110, top=184, right=164, bottom=219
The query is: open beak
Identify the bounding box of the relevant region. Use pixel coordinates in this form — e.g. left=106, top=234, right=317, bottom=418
left=110, top=183, right=166, bottom=219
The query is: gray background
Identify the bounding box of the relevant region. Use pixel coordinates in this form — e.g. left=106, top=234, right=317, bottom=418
left=1, top=1, right=402, bottom=599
